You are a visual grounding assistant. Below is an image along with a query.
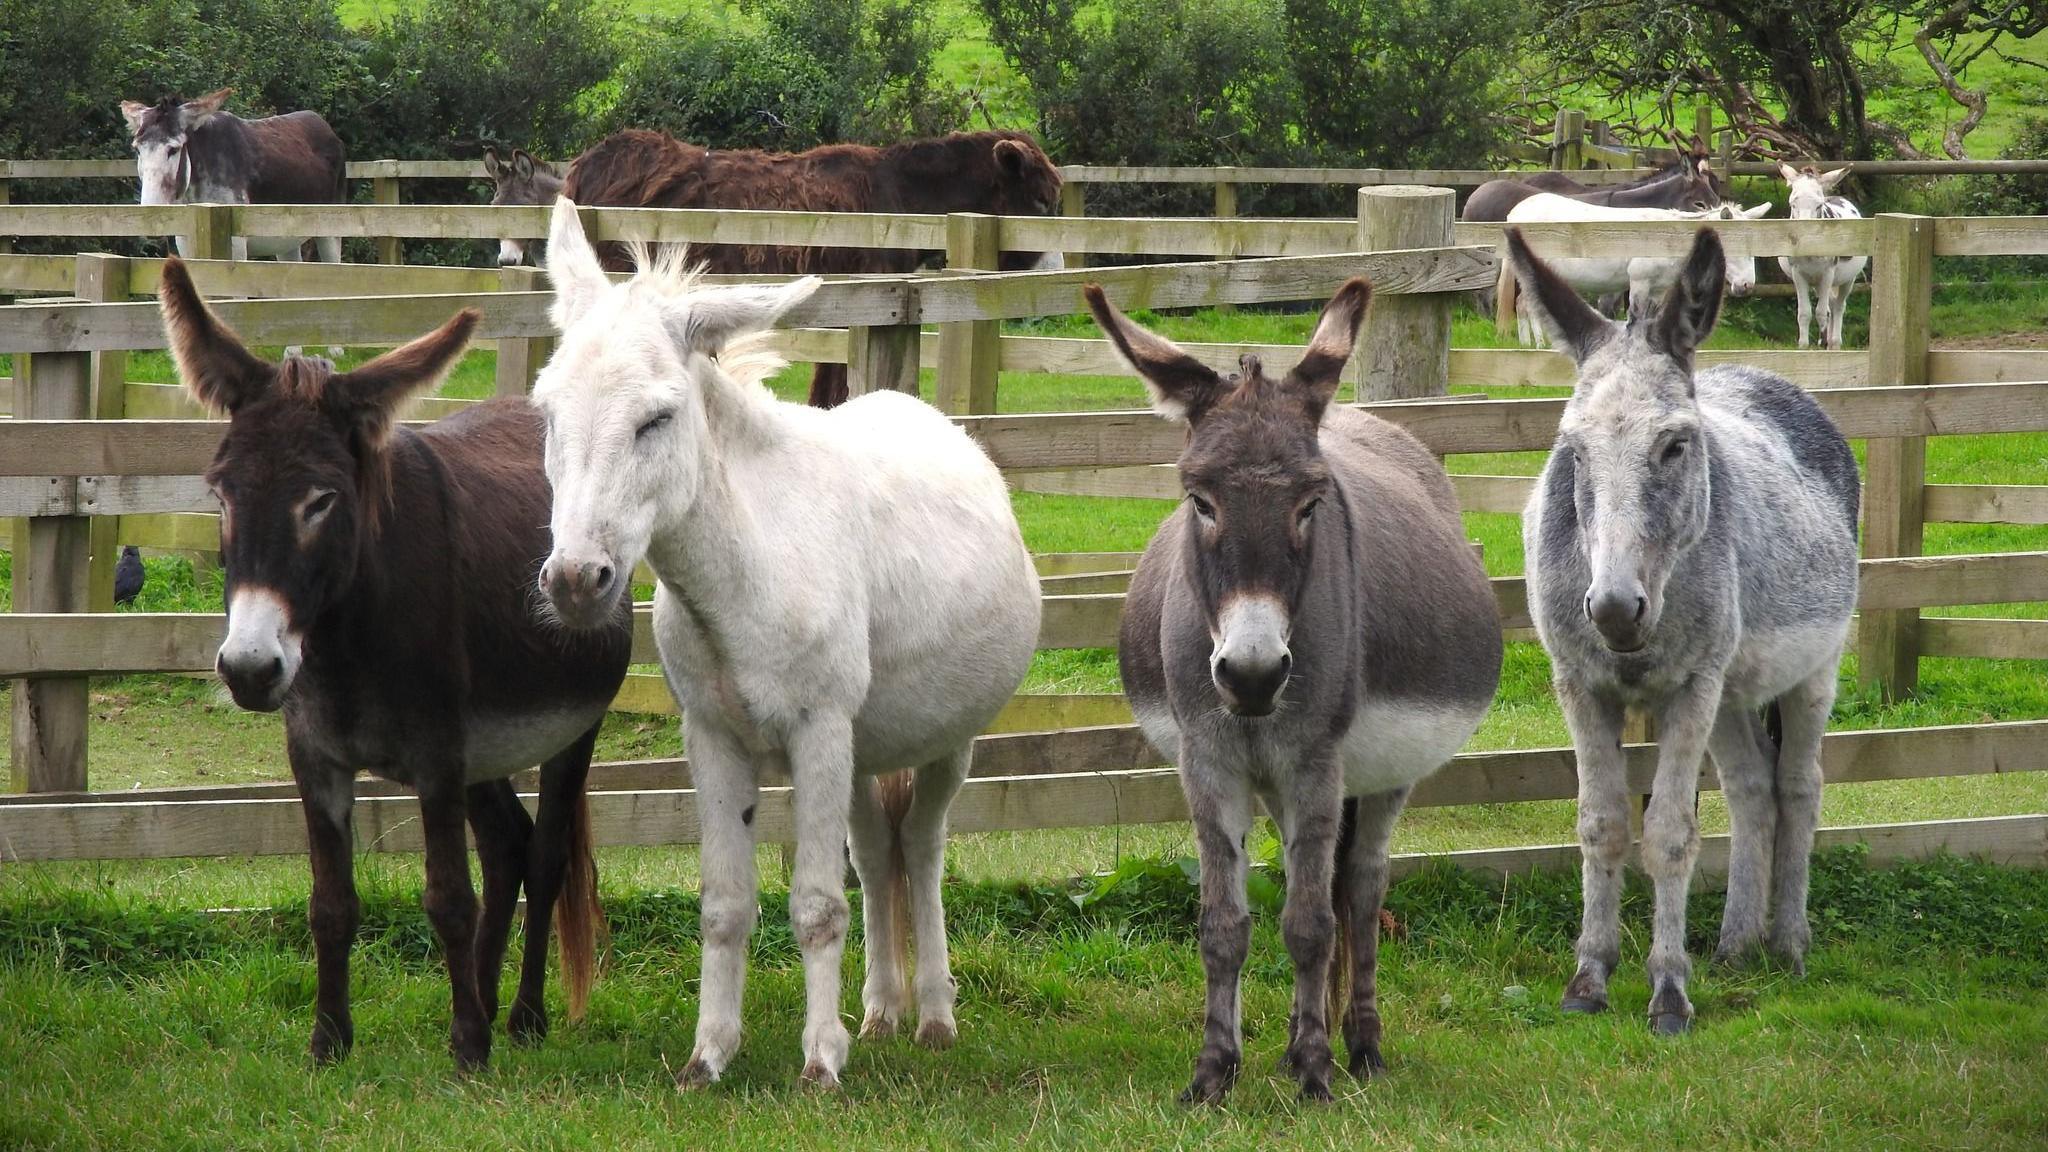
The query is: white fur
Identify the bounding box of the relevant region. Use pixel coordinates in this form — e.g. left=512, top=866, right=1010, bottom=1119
left=463, top=707, right=609, bottom=780
left=218, top=586, right=302, bottom=706
left=1507, top=194, right=1772, bottom=344
left=1776, top=166, right=1867, bottom=351
left=1338, top=699, right=1491, bottom=796
left=536, top=197, right=1041, bottom=1086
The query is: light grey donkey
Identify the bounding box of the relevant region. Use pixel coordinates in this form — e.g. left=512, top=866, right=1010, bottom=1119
left=1091, top=279, right=1502, bottom=1103
left=1507, top=226, right=1860, bottom=1035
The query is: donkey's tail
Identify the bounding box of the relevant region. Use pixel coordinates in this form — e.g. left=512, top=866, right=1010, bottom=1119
left=557, top=787, right=606, bottom=1022
left=877, top=768, right=916, bottom=1006
left=1326, top=796, right=1360, bottom=1029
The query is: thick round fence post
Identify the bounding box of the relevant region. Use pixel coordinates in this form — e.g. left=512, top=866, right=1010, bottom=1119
left=936, top=213, right=1000, bottom=415
left=494, top=265, right=554, bottom=396
left=849, top=324, right=921, bottom=398
left=1860, top=213, right=1934, bottom=700
left=1059, top=180, right=1086, bottom=272
left=1355, top=186, right=1454, bottom=401
left=373, top=171, right=402, bottom=265
left=77, top=254, right=129, bottom=613
left=1553, top=109, right=1586, bottom=170
left=11, top=347, right=92, bottom=794
left=188, top=204, right=234, bottom=262
left=1213, top=171, right=1239, bottom=314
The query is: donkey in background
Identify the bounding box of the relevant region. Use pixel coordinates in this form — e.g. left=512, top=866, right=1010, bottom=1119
left=157, top=258, right=632, bottom=1070
left=1777, top=165, right=1868, bottom=350
left=1095, top=279, right=1501, bottom=1102
left=122, top=89, right=345, bottom=266
left=484, top=147, right=563, bottom=266
left=1509, top=227, right=1859, bottom=1035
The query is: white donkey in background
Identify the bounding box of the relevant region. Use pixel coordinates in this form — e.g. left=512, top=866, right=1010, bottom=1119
left=1505, top=194, right=1772, bottom=345
left=1778, top=165, right=1868, bottom=350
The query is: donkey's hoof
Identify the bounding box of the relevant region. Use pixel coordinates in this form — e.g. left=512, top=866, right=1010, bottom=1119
left=1297, top=1076, right=1334, bottom=1103
left=1178, top=1054, right=1239, bottom=1106
left=1650, top=1011, right=1692, bottom=1037
left=676, top=1057, right=720, bottom=1090
left=915, top=1018, right=957, bottom=1051
left=1559, top=996, right=1608, bottom=1015
left=507, top=1001, right=548, bottom=1045
left=309, top=1026, right=353, bottom=1066
left=1346, top=1044, right=1387, bottom=1079
left=799, top=1061, right=842, bottom=1091
left=859, top=1010, right=899, bottom=1040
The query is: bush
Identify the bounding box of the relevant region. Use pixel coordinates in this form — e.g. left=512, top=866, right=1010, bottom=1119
left=607, top=0, right=961, bottom=151
left=1966, top=116, right=2048, bottom=218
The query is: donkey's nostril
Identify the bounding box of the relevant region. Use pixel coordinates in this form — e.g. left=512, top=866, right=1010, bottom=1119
left=1583, top=592, right=1595, bottom=620
left=1214, top=655, right=1232, bottom=681
left=266, top=656, right=284, bottom=681
left=1277, top=651, right=1292, bottom=677
left=593, top=564, right=615, bottom=592
left=1633, top=596, right=1647, bottom=623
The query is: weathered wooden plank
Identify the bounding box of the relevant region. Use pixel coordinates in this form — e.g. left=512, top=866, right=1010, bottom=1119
left=124, top=256, right=504, bottom=299
left=1451, top=347, right=1868, bottom=390
left=1918, top=617, right=2048, bottom=660
left=1929, top=349, right=2048, bottom=383
left=1922, top=483, right=2048, bottom=525
left=0, top=253, right=77, bottom=293
left=935, top=213, right=1002, bottom=414
left=1455, top=218, right=1872, bottom=259
left=1012, top=466, right=1182, bottom=501
left=1931, top=216, right=2048, bottom=257
left=10, top=348, right=93, bottom=793
left=1033, top=552, right=1145, bottom=576
left=0, top=205, right=202, bottom=236
left=996, top=214, right=1355, bottom=257
left=207, top=204, right=947, bottom=250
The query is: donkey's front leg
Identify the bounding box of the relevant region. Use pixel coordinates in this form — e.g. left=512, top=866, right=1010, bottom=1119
left=1274, top=756, right=1344, bottom=1101
left=1642, top=674, right=1721, bottom=1035
left=1767, top=663, right=1837, bottom=971
left=416, top=772, right=491, bottom=1070
left=1179, top=762, right=1254, bottom=1105
left=788, top=711, right=858, bottom=1089
left=678, top=720, right=760, bottom=1088
left=290, top=745, right=358, bottom=1065
left=1557, top=680, right=1628, bottom=1014
left=1339, top=786, right=1410, bottom=1079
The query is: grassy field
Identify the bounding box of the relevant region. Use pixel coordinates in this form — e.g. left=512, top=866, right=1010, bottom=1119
left=2, top=849, right=2044, bottom=1150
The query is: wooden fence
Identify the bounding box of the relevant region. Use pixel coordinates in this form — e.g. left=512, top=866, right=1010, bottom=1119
left=2, top=195, right=2045, bottom=877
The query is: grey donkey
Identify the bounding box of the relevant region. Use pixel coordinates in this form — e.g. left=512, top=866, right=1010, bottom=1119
left=1508, top=226, right=1860, bottom=1035
left=1090, top=279, right=1502, bottom=1102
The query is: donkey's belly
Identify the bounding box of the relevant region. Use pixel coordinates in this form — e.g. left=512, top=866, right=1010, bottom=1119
left=462, top=703, right=608, bottom=781
left=1339, top=697, right=1490, bottom=796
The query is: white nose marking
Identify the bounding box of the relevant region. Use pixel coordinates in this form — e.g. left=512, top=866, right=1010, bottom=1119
left=219, top=586, right=303, bottom=687
left=1211, top=595, right=1291, bottom=676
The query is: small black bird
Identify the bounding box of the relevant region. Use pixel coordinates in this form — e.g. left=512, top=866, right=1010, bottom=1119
left=113, top=545, right=146, bottom=605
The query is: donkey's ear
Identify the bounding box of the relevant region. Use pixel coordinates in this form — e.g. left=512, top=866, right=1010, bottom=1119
left=1778, top=162, right=1800, bottom=184
left=1282, top=277, right=1371, bottom=420
left=545, top=197, right=610, bottom=331
left=994, top=138, right=1035, bottom=178
left=1505, top=228, right=1616, bottom=365
left=1082, top=284, right=1227, bottom=423
left=1648, top=229, right=1725, bottom=367
left=120, top=100, right=149, bottom=137
left=1740, top=202, right=1772, bottom=219
left=182, top=88, right=231, bottom=127
left=1818, top=166, right=1851, bottom=192
left=483, top=148, right=504, bottom=181
left=327, top=309, right=479, bottom=446
left=512, top=150, right=536, bottom=182
left=668, top=277, right=820, bottom=355
left=158, top=256, right=272, bottom=414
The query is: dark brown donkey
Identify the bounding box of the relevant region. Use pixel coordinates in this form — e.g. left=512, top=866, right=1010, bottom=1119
left=561, top=128, right=1066, bottom=406
left=157, top=259, right=633, bottom=1070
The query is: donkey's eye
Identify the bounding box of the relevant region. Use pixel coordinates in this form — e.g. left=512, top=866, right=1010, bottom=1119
left=637, top=411, right=674, bottom=438
left=1189, top=494, right=1216, bottom=520
left=302, top=489, right=337, bottom=527
left=1661, top=438, right=1689, bottom=464
left=1296, top=498, right=1321, bottom=527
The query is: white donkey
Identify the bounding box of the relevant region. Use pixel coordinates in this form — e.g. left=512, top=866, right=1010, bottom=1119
left=1506, top=194, right=1772, bottom=345
left=1777, top=165, right=1867, bottom=350
left=532, top=199, right=1042, bottom=1089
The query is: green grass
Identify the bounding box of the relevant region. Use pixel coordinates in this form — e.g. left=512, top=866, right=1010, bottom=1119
left=2, top=849, right=2044, bottom=1150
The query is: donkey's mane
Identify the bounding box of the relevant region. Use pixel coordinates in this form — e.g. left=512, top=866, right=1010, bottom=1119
left=609, top=242, right=790, bottom=392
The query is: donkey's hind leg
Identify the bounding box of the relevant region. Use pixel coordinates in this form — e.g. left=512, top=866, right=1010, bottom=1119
left=417, top=773, right=491, bottom=1070
left=848, top=771, right=910, bottom=1039
left=1708, top=705, right=1779, bottom=966
left=1767, top=664, right=1836, bottom=972
left=509, top=724, right=601, bottom=1042
left=466, top=778, right=534, bottom=1028
left=902, top=745, right=972, bottom=1049
left=1337, top=786, right=1410, bottom=1079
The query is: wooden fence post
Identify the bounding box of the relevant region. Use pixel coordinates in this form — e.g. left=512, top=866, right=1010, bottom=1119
left=10, top=347, right=92, bottom=793
left=1553, top=109, right=1586, bottom=170
left=494, top=265, right=554, bottom=396
left=1213, top=170, right=1239, bottom=313
left=77, top=254, right=129, bottom=613
left=0, top=169, right=11, bottom=255
left=1355, top=186, right=1454, bottom=401
left=1695, top=104, right=1714, bottom=147
left=188, top=204, right=235, bottom=262
left=373, top=171, right=401, bottom=265
left=1059, top=180, right=1086, bottom=272
left=848, top=324, right=921, bottom=399
left=1860, top=213, right=1933, bottom=700
left=936, top=213, right=1000, bottom=415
